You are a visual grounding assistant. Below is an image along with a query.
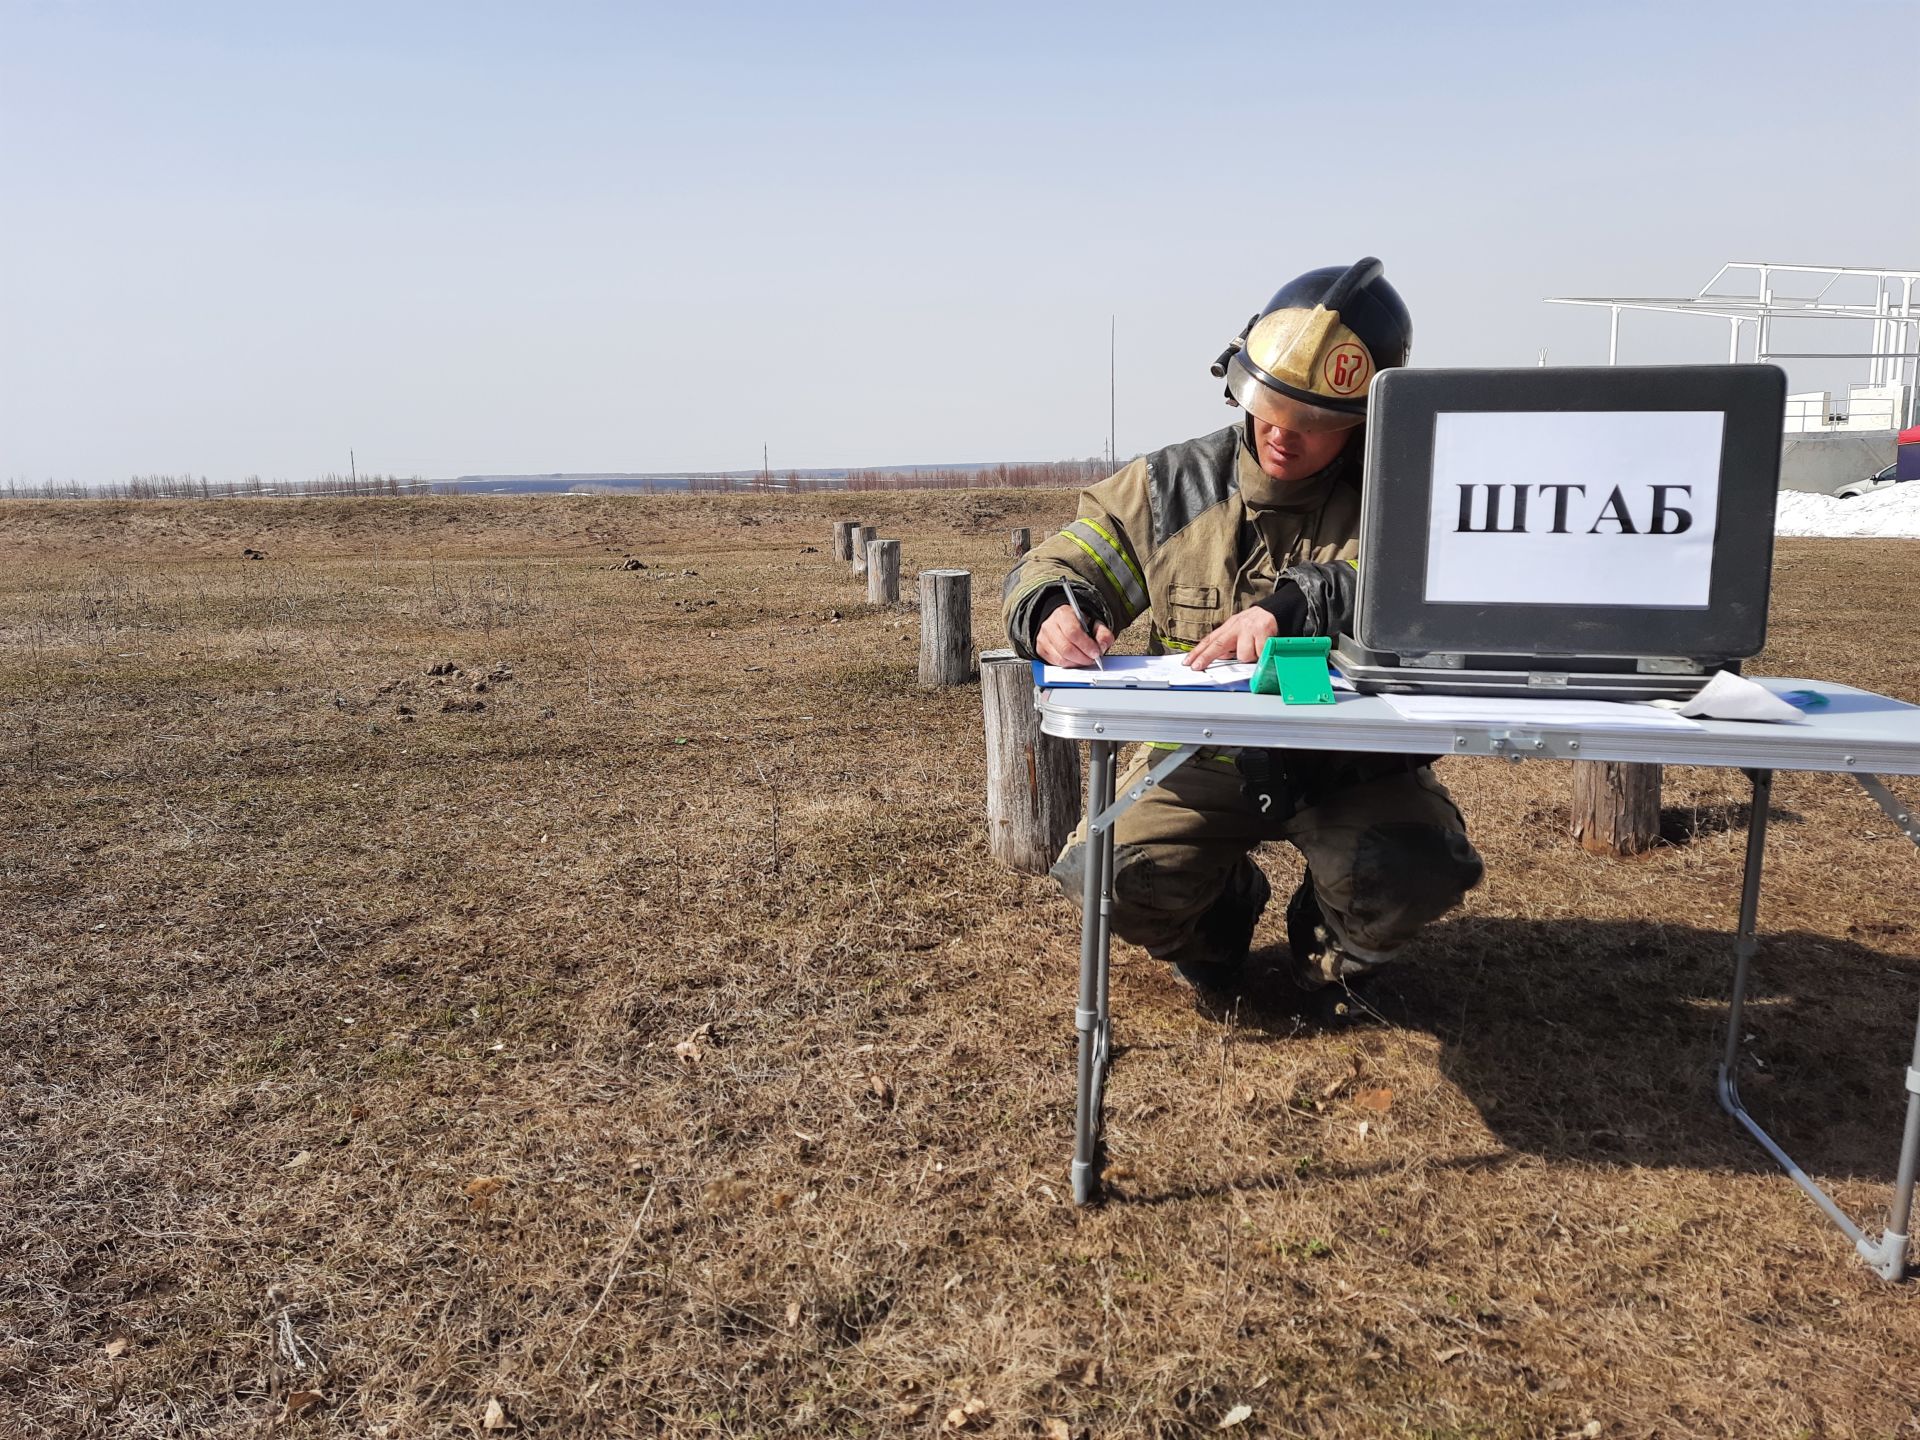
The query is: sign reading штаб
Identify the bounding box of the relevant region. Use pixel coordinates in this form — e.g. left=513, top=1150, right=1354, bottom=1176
left=1422, top=410, right=1725, bottom=609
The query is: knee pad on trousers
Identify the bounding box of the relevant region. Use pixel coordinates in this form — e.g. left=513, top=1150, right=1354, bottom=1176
left=1049, top=841, right=1161, bottom=912
left=1346, top=822, right=1484, bottom=933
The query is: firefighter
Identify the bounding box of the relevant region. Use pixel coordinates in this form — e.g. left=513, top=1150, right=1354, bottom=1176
left=1003, top=258, right=1483, bottom=1008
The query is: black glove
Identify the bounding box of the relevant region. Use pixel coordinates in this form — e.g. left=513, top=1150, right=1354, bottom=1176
left=1253, top=578, right=1310, bottom=636
left=1030, top=587, right=1072, bottom=632
left=1278, top=562, right=1358, bottom=639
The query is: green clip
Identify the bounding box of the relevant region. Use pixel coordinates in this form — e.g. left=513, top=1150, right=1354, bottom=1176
left=1251, top=635, right=1335, bottom=705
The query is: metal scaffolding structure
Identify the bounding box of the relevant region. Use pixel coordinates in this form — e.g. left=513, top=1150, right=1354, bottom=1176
left=1548, top=262, right=1920, bottom=429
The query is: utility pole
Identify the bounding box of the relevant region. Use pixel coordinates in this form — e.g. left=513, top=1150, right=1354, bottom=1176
left=1109, top=315, right=1117, bottom=468
left=762, top=442, right=769, bottom=488
left=350, top=449, right=356, bottom=485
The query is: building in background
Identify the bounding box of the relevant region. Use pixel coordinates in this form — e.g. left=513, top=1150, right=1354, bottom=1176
left=1549, top=263, right=1918, bottom=491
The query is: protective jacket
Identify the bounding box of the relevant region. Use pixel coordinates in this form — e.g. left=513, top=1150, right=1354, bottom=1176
left=1003, top=423, right=1360, bottom=659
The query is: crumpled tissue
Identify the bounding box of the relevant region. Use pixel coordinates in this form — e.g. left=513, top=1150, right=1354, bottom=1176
left=1648, top=669, right=1805, bottom=723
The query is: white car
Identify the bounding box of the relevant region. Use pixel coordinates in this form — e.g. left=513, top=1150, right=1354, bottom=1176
left=1834, top=462, right=1902, bottom=500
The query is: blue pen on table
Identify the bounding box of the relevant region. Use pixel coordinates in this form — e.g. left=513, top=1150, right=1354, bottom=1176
left=1783, top=689, right=1829, bottom=710
left=1063, top=588, right=1104, bottom=671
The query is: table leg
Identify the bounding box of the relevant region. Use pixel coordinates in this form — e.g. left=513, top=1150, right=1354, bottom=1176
left=1090, top=745, right=1117, bottom=1124
left=1717, top=767, right=1919, bottom=1280
left=1716, top=768, right=1772, bottom=1102
left=1880, top=1008, right=1920, bottom=1277
left=1071, top=740, right=1116, bottom=1205
left=1067, top=741, right=1203, bottom=1206
left=1852, top=775, right=1920, bottom=1278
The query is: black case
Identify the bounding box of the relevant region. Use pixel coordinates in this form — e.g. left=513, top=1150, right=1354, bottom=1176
left=1351, top=364, right=1785, bottom=669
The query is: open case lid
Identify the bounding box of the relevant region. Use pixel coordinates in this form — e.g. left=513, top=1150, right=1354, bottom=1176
left=1353, top=364, right=1786, bottom=663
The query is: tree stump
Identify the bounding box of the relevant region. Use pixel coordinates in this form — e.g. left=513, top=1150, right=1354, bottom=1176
left=1010, top=527, right=1031, bottom=557
left=918, top=568, right=973, bottom=687
left=980, top=648, right=1078, bottom=873
left=1571, top=761, right=1662, bottom=856
left=866, top=539, right=900, bottom=604
left=832, top=520, right=859, bottom=562
left=852, top=524, right=878, bottom=576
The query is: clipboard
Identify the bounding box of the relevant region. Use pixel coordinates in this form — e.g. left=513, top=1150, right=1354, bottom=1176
left=1031, top=656, right=1254, bottom=691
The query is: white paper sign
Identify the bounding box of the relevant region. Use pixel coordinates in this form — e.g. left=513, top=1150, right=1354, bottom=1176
left=1423, top=410, right=1723, bottom=608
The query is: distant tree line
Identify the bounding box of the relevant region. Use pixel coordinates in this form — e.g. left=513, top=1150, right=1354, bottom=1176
left=0, top=473, right=435, bottom=501
left=2, top=456, right=1124, bottom=501
left=683, top=457, right=1121, bottom=493
left=840, top=457, right=1119, bottom=491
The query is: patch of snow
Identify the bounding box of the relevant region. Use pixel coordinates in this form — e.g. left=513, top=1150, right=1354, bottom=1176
left=1775, top=486, right=1920, bottom=539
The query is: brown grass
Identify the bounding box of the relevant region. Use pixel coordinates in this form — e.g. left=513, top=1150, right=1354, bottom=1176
left=3, top=494, right=1919, bottom=1439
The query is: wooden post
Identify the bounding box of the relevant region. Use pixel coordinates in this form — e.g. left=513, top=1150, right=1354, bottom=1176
left=980, top=648, right=1078, bottom=873
left=832, top=520, right=858, bottom=562
left=1010, top=527, right=1031, bottom=557
left=866, top=539, right=900, bottom=604
left=1571, top=761, right=1662, bottom=856
left=918, top=568, right=972, bottom=686
left=852, top=524, right=878, bottom=577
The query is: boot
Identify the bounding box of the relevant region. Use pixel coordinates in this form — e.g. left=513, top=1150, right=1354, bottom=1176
left=1284, top=874, right=1382, bottom=991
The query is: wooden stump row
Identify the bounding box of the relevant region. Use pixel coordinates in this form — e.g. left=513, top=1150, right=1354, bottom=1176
left=825, top=520, right=972, bottom=681
left=833, top=520, right=901, bottom=601
left=834, top=519, right=1069, bottom=862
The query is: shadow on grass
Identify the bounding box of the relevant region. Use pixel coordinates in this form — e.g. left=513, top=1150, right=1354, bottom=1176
left=1417, top=916, right=1916, bottom=1182
left=1123, top=916, right=1920, bottom=1203
left=1658, top=798, right=1805, bottom=846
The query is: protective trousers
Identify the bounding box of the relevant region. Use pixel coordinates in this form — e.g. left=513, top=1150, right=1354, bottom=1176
left=1050, top=746, right=1482, bottom=969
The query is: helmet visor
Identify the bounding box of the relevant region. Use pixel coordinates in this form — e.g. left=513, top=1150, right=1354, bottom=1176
left=1228, top=363, right=1367, bottom=433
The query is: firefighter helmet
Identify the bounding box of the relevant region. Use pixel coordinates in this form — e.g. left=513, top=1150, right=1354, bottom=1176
left=1211, top=258, right=1412, bottom=432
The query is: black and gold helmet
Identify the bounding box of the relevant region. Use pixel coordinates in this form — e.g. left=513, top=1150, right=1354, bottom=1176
left=1211, top=257, right=1412, bottom=432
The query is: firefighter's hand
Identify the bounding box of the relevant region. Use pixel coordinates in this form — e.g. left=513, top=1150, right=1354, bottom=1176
left=1184, top=607, right=1280, bottom=669
left=1035, top=604, right=1115, bottom=668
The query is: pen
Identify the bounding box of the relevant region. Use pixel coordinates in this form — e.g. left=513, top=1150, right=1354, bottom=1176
left=1062, top=587, right=1104, bottom=671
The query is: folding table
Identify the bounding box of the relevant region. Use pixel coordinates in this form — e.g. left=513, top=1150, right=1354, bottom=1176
left=1037, top=676, right=1920, bottom=1280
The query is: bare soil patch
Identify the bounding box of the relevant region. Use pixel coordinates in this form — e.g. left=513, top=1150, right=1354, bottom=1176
left=3, top=497, right=1918, bottom=1437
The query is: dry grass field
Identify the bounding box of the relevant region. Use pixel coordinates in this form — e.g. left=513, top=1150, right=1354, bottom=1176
left=4, top=493, right=1920, bottom=1439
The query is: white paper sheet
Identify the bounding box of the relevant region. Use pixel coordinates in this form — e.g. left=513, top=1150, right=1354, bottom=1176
left=1376, top=693, right=1705, bottom=730
left=1036, top=655, right=1255, bottom=689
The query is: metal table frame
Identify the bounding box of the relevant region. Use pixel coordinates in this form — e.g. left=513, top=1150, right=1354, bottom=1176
left=1040, top=678, right=1920, bottom=1281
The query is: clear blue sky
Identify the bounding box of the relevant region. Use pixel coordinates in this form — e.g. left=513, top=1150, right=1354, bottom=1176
left=2, top=0, right=1914, bottom=483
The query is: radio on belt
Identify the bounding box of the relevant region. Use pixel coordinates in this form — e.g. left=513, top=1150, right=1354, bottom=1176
left=1332, top=363, right=1788, bottom=701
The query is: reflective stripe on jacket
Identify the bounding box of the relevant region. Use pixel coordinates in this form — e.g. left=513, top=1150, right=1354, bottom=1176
left=1002, top=423, right=1363, bottom=659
